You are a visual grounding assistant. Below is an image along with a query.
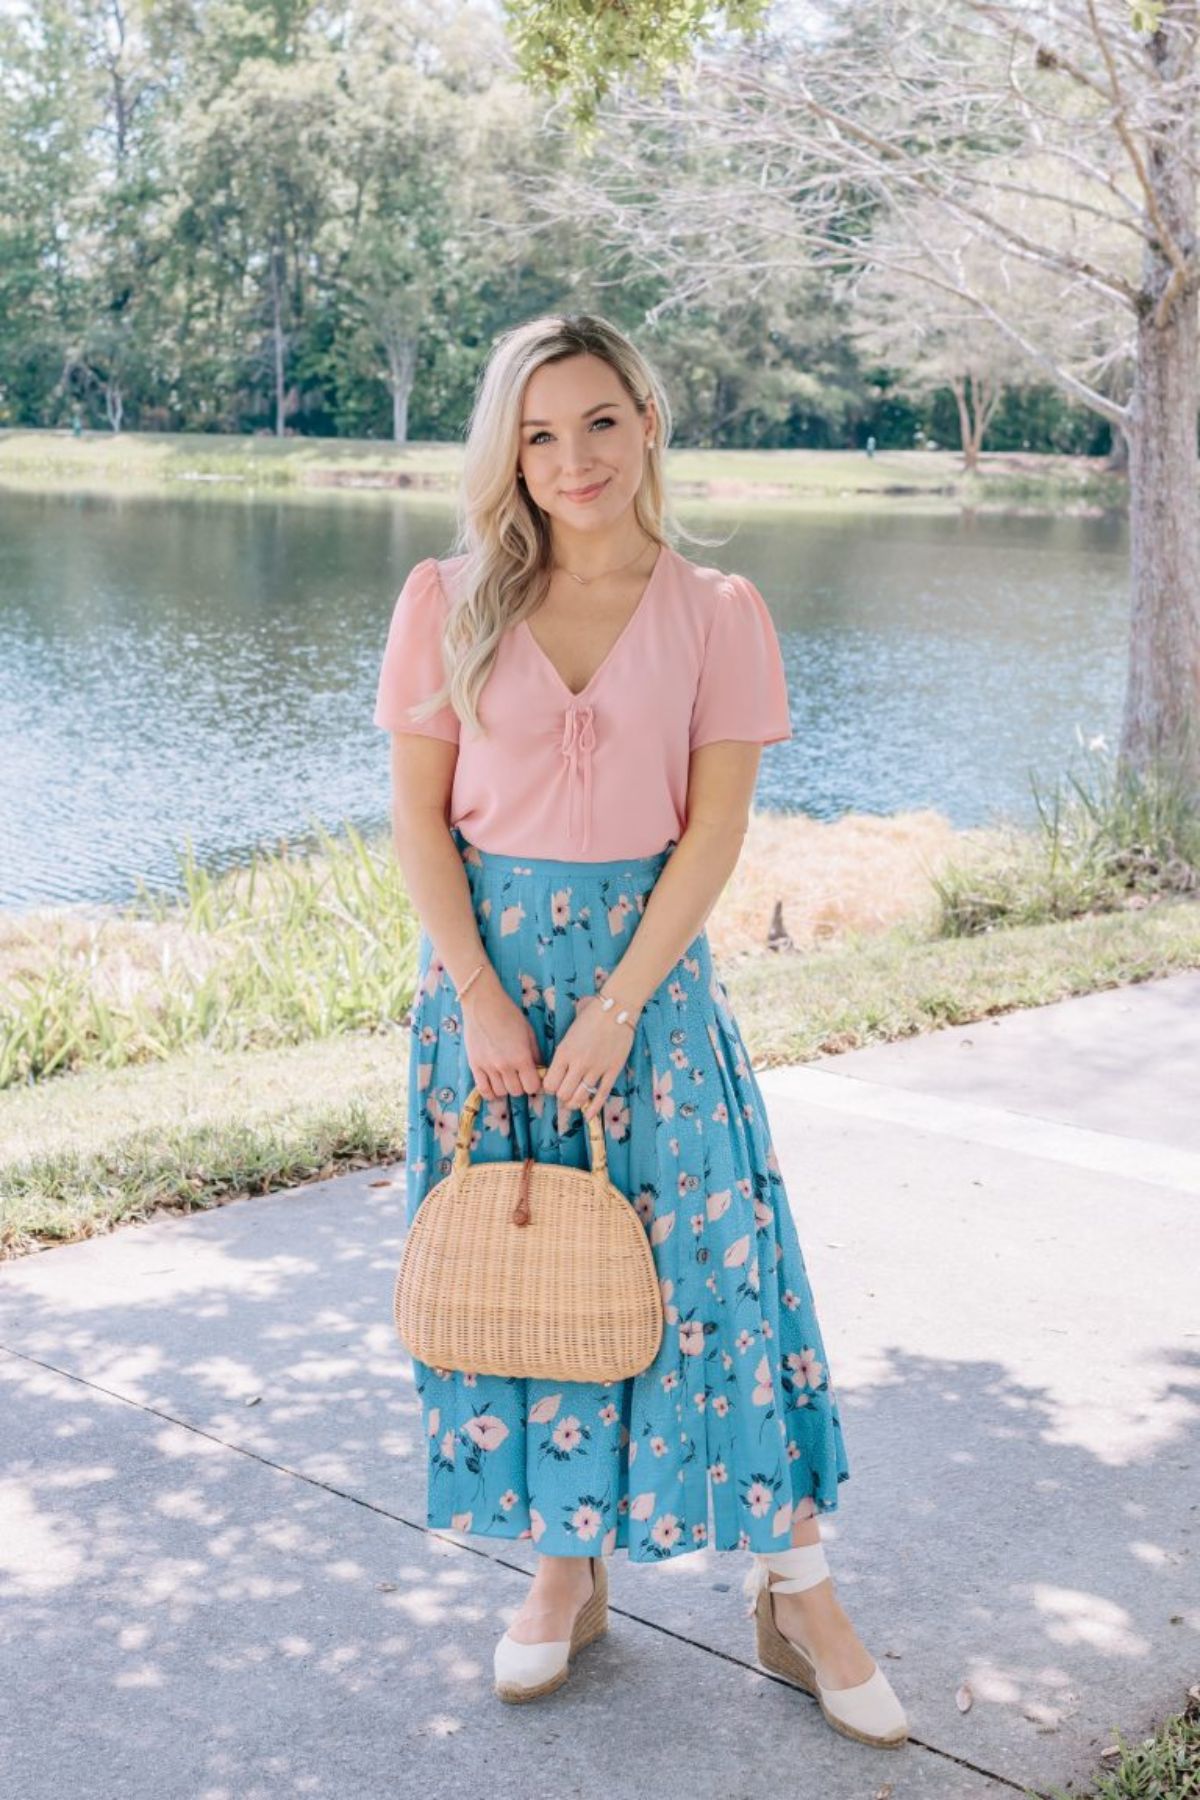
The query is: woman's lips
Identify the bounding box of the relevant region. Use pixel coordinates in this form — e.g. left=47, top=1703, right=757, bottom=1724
left=561, top=478, right=609, bottom=501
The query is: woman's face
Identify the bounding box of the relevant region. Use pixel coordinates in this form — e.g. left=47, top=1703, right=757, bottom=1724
left=516, top=352, right=655, bottom=535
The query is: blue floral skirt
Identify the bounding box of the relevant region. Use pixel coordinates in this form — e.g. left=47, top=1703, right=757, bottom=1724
left=402, top=825, right=850, bottom=1563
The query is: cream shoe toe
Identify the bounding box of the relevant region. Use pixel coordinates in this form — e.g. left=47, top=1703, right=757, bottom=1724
left=744, top=1541, right=908, bottom=1749
left=493, top=1554, right=608, bottom=1703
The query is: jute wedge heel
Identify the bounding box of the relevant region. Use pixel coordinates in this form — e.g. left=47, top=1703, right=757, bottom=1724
left=743, top=1542, right=908, bottom=1749
left=493, top=1554, right=609, bottom=1703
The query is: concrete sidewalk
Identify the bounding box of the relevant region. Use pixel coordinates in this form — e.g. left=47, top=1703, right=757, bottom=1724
left=2, top=970, right=1198, bottom=1799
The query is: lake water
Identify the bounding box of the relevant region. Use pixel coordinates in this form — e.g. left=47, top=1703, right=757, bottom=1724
left=0, top=488, right=1130, bottom=912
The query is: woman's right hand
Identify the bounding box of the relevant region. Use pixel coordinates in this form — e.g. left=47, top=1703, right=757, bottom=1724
left=461, top=976, right=544, bottom=1102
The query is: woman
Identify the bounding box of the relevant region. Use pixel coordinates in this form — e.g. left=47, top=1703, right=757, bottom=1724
left=373, top=313, right=907, bottom=1749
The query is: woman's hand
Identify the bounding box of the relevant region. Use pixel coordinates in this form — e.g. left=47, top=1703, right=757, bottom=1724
left=461, top=979, right=544, bottom=1103
left=542, top=994, right=637, bottom=1123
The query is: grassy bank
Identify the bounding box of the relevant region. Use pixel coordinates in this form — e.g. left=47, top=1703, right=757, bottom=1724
left=0, top=427, right=1126, bottom=512
left=4, top=747, right=1199, bottom=1259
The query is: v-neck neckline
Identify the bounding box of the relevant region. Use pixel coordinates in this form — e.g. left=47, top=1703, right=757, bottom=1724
left=521, top=541, right=670, bottom=702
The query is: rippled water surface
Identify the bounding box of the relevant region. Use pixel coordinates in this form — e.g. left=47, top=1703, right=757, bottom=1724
left=0, top=489, right=1129, bottom=911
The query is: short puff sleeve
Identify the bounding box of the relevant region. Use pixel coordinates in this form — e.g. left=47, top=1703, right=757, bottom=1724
left=689, top=573, right=792, bottom=751
left=372, top=557, right=460, bottom=742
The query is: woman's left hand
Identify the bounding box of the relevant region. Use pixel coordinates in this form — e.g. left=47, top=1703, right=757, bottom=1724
left=541, top=994, right=638, bottom=1123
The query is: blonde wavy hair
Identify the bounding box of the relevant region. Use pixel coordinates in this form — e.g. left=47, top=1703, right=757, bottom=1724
left=406, top=312, right=690, bottom=739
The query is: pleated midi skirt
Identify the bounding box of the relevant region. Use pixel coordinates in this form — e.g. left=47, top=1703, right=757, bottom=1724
left=401, top=824, right=851, bottom=1562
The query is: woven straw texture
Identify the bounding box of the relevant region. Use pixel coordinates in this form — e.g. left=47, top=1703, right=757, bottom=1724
left=395, top=1067, right=663, bottom=1381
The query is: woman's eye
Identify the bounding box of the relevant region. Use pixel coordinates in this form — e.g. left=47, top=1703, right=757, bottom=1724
left=528, top=417, right=616, bottom=446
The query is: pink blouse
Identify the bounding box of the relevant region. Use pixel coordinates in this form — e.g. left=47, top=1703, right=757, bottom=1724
left=372, top=540, right=792, bottom=861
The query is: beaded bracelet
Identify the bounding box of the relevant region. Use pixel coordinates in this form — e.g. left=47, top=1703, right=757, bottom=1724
left=457, top=961, right=485, bottom=1000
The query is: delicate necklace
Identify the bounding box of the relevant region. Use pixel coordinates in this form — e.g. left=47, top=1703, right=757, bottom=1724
left=552, top=537, right=655, bottom=586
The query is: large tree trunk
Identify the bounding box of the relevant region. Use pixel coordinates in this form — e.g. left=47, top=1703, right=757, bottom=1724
left=1121, top=7, right=1200, bottom=791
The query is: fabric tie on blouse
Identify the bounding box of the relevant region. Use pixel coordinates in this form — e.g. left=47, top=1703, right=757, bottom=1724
left=560, top=702, right=597, bottom=852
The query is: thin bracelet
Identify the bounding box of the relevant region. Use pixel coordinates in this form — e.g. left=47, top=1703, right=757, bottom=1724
left=457, top=961, right=485, bottom=999
left=595, top=989, right=640, bottom=1031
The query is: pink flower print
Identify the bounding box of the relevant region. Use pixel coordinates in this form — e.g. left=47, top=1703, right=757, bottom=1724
left=428, top=1407, right=441, bottom=1437
left=659, top=1278, right=678, bottom=1323
left=529, top=1507, right=547, bottom=1542
left=650, top=1434, right=668, bottom=1457
left=430, top=1101, right=459, bottom=1156
left=679, top=1320, right=705, bottom=1357
left=552, top=1415, right=584, bottom=1453
left=773, top=1501, right=794, bottom=1538
left=738, top=1530, right=751, bottom=1550
left=634, top=1188, right=655, bottom=1228
left=499, top=1489, right=519, bottom=1511
left=677, top=1173, right=691, bottom=1201
left=440, top=1428, right=457, bottom=1462
left=649, top=1211, right=675, bottom=1246
left=451, top=1511, right=473, bottom=1530
left=786, top=1440, right=801, bottom=1462
left=690, top=1210, right=705, bottom=1234
left=747, top=1259, right=761, bottom=1293
left=651, top=1513, right=682, bottom=1549
left=706, top=1188, right=732, bottom=1222
left=529, top=1393, right=562, bottom=1425
left=599, top=1401, right=619, bottom=1425
left=550, top=887, right=573, bottom=928
left=721, top=1352, right=733, bottom=1374
left=753, top=1196, right=772, bottom=1231
left=463, top=1413, right=509, bottom=1452
left=711, top=1100, right=729, bottom=1124
left=607, top=894, right=634, bottom=935
left=670, top=1046, right=688, bottom=1068
left=518, top=971, right=541, bottom=1008
left=480, top=895, right=491, bottom=918
left=782, top=1289, right=800, bottom=1311
left=692, top=1522, right=707, bottom=1544
left=735, top=1328, right=756, bottom=1354
left=724, top=1235, right=750, bottom=1268
left=544, top=983, right=556, bottom=1014
left=419, top=1022, right=437, bottom=1046
left=603, top=1525, right=618, bottom=1554
left=752, top=1352, right=775, bottom=1406
left=630, top=1492, right=657, bottom=1521
left=683, top=954, right=700, bottom=979
left=746, top=1481, right=773, bottom=1518
left=668, top=1136, right=679, bottom=1156
left=603, top=1093, right=630, bottom=1140
left=667, top=980, right=685, bottom=1003
left=766, top=1142, right=782, bottom=1175
left=500, top=901, right=526, bottom=936
left=710, top=1460, right=728, bottom=1484
left=422, top=959, right=444, bottom=999
left=571, top=1503, right=604, bottom=1541
left=628, top=1439, right=639, bottom=1464
left=482, top=1097, right=511, bottom=1139
left=711, top=1394, right=730, bottom=1418
left=463, top=1370, right=478, bottom=1385
left=652, top=1067, right=675, bottom=1118
left=661, top=1370, right=679, bottom=1394
left=762, top=1320, right=773, bottom=1340
left=788, top=1349, right=825, bottom=1389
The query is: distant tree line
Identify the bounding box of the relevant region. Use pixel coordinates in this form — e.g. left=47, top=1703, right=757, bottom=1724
left=0, top=0, right=1110, bottom=455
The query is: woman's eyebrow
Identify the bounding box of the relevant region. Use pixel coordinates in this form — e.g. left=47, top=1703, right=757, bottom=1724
left=520, top=400, right=625, bottom=427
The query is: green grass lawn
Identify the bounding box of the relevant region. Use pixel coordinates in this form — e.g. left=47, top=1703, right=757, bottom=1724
left=0, top=427, right=1126, bottom=511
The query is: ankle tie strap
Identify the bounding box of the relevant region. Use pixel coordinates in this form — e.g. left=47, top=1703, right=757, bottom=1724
left=754, top=1540, right=831, bottom=1593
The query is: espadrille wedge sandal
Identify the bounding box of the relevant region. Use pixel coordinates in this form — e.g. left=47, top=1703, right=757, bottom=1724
left=743, top=1542, right=908, bottom=1749
left=493, top=1555, right=609, bottom=1703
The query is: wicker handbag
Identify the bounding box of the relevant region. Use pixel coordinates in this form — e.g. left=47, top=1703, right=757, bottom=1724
left=394, top=1065, right=663, bottom=1382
